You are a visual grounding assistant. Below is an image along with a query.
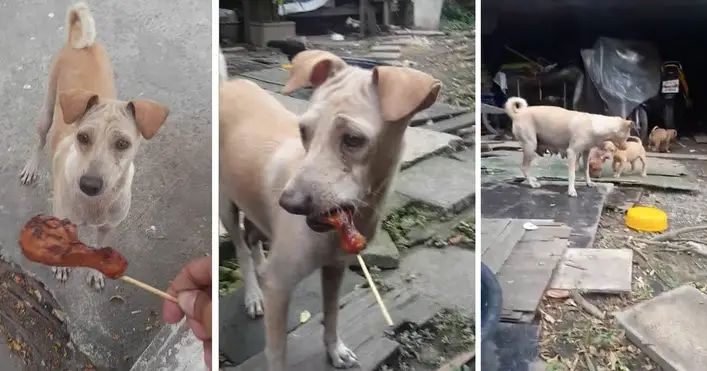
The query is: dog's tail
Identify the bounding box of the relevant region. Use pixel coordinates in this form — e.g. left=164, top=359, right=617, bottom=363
left=650, top=125, right=659, bottom=134
left=627, top=136, right=643, bottom=144
left=66, top=2, right=96, bottom=49
left=504, top=97, right=529, bottom=119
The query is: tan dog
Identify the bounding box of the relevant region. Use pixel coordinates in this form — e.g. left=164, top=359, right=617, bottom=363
left=19, top=3, right=169, bottom=289
left=220, top=50, right=440, bottom=370
left=603, top=137, right=647, bottom=178
left=504, top=97, right=632, bottom=197
left=648, top=126, right=669, bottom=152
left=665, top=129, right=678, bottom=151
left=587, top=146, right=608, bottom=178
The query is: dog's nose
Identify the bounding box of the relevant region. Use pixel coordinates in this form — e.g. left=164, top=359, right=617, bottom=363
left=278, top=189, right=314, bottom=215
left=79, top=175, right=103, bottom=196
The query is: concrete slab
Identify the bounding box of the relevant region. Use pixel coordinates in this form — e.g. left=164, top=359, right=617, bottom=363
left=386, top=246, right=475, bottom=313
left=1, top=1, right=210, bottom=369
left=0, top=335, right=22, bottom=371
left=402, top=127, right=463, bottom=167
left=365, top=51, right=402, bottom=60
left=396, top=155, right=475, bottom=212
left=550, top=248, right=633, bottom=294
left=370, top=45, right=402, bottom=53
left=130, top=320, right=207, bottom=371
left=615, top=285, right=707, bottom=371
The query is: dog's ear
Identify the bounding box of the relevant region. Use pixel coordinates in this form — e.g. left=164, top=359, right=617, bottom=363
left=372, top=66, right=441, bottom=122
left=59, top=89, right=99, bottom=124
left=282, top=50, right=347, bottom=94
left=127, top=100, right=170, bottom=140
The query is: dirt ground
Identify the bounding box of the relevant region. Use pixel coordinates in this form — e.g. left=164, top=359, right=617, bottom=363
left=538, top=142, right=707, bottom=370
left=0, top=260, right=93, bottom=370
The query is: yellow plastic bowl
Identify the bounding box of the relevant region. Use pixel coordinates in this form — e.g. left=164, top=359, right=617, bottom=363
left=625, top=206, right=668, bottom=232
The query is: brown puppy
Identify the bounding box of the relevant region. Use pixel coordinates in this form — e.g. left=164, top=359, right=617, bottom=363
left=220, top=50, right=440, bottom=370
left=587, top=146, right=608, bottom=178
left=648, top=126, right=668, bottom=152
left=603, top=136, right=647, bottom=178
left=664, top=129, right=678, bottom=152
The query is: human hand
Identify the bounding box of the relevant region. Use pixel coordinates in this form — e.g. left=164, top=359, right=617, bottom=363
left=163, top=256, right=212, bottom=370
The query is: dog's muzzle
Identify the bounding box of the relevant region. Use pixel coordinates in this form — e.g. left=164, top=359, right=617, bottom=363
left=79, top=175, right=104, bottom=196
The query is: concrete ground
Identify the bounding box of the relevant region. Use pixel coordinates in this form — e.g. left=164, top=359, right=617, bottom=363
left=1, top=1, right=210, bottom=370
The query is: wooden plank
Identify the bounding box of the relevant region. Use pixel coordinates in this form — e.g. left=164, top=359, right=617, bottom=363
left=646, top=152, right=707, bottom=161
left=479, top=219, right=511, bottom=254
left=426, top=113, right=475, bottom=133
left=481, top=219, right=528, bottom=274
left=550, top=248, right=633, bottom=294
left=233, top=287, right=442, bottom=371
left=495, top=224, right=570, bottom=314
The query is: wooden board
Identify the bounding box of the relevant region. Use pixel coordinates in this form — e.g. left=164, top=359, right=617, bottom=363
left=233, top=287, right=442, bottom=371
left=480, top=219, right=527, bottom=273
left=495, top=221, right=570, bottom=320
left=550, top=248, right=633, bottom=294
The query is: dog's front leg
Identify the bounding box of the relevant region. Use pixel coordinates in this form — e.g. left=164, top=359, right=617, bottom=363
left=322, top=264, right=358, bottom=369
left=86, top=225, right=111, bottom=290
left=262, top=263, right=295, bottom=371
left=566, top=149, right=579, bottom=197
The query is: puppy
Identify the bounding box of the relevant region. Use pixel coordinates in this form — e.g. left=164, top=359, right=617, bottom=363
left=665, top=129, right=678, bottom=151
left=220, top=50, right=440, bottom=370
left=648, top=126, right=668, bottom=152
left=19, top=3, right=169, bottom=289
left=504, top=97, right=632, bottom=197
left=587, top=146, right=607, bottom=178
left=603, top=136, right=647, bottom=178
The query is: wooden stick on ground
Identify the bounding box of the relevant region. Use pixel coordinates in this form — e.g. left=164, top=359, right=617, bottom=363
left=356, top=254, right=394, bottom=326
left=120, top=276, right=177, bottom=303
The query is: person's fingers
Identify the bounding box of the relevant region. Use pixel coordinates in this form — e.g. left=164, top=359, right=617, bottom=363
left=163, top=300, right=185, bottom=324
left=178, top=290, right=212, bottom=337
left=204, top=341, right=212, bottom=370
left=188, top=317, right=208, bottom=341
left=167, top=257, right=212, bottom=295
left=163, top=257, right=212, bottom=323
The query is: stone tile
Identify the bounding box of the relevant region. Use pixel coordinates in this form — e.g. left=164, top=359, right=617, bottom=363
left=386, top=246, right=475, bottom=312
left=396, top=156, right=474, bottom=212
left=402, top=127, right=462, bottom=167
left=615, top=285, right=707, bottom=371
left=370, top=44, right=401, bottom=53
left=365, top=51, right=402, bottom=60
left=550, top=248, right=633, bottom=294
left=356, top=230, right=400, bottom=269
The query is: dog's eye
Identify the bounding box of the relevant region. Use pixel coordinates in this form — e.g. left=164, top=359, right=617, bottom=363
left=342, top=134, right=366, bottom=149
left=77, top=133, right=90, bottom=145
left=115, top=139, right=131, bottom=150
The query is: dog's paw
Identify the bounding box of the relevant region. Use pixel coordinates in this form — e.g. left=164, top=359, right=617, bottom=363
left=586, top=180, right=596, bottom=187
left=52, top=267, right=70, bottom=282
left=244, top=285, right=265, bottom=318
left=86, top=270, right=105, bottom=291
left=528, top=179, right=541, bottom=188
left=327, top=341, right=359, bottom=369
left=20, top=161, right=39, bottom=185
left=567, top=188, right=578, bottom=197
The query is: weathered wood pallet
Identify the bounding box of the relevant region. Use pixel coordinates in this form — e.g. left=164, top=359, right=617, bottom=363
left=233, top=287, right=443, bottom=371
left=480, top=219, right=570, bottom=323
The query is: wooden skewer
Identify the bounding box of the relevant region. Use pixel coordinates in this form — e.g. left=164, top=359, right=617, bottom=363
left=120, top=275, right=177, bottom=303
left=356, top=254, right=394, bottom=326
